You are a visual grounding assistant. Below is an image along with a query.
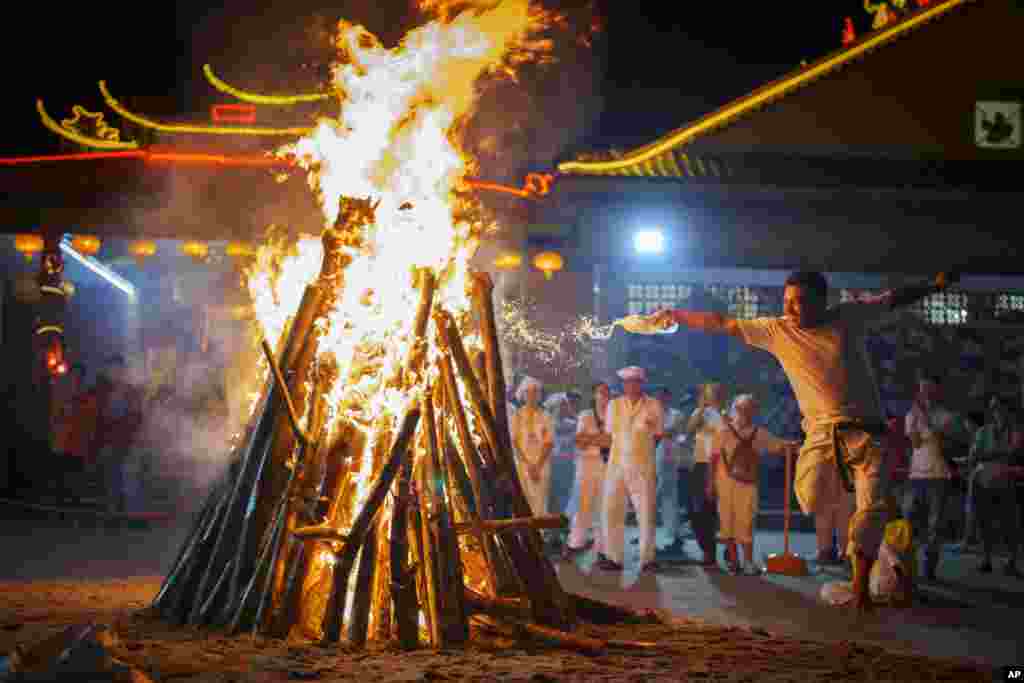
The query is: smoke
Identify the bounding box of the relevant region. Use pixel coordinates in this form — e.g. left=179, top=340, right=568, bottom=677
left=118, top=0, right=606, bottom=506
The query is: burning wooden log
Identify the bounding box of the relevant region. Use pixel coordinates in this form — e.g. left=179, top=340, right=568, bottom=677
left=153, top=206, right=597, bottom=648
left=322, top=407, right=421, bottom=643
left=453, top=514, right=568, bottom=536
left=389, top=439, right=419, bottom=649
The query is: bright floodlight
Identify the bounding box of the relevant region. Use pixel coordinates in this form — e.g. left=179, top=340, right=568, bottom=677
left=634, top=230, right=665, bottom=254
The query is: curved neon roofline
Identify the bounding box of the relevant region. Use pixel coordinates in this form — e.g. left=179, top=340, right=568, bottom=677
left=203, top=64, right=331, bottom=105
left=99, top=81, right=314, bottom=136
left=558, top=0, right=972, bottom=175
left=37, top=100, right=139, bottom=150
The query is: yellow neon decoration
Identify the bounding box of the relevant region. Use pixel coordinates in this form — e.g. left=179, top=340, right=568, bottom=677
left=61, top=105, right=122, bottom=142
left=99, top=81, right=313, bottom=136
left=203, top=64, right=331, bottom=105
left=37, top=99, right=139, bottom=150
left=558, top=0, right=972, bottom=175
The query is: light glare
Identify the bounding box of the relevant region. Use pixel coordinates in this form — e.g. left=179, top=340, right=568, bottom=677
left=634, top=230, right=665, bottom=254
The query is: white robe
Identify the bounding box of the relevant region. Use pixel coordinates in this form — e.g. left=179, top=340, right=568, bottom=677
left=511, top=405, right=554, bottom=516
left=601, top=395, right=663, bottom=565
left=568, top=409, right=607, bottom=550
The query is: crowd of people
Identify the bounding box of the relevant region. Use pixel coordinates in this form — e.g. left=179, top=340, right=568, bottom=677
left=507, top=270, right=1024, bottom=612
left=45, top=352, right=229, bottom=515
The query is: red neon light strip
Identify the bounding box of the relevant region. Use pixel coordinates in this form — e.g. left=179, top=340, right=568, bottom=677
left=212, top=104, right=257, bottom=124
left=0, top=151, right=551, bottom=197
left=0, top=151, right=144, bottom=165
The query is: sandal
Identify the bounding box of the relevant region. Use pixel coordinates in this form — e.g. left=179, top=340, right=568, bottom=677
left=977, top=561, right=993, bottom=573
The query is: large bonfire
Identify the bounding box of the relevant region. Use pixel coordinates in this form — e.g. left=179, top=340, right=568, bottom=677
left=152, top=0, right=610, bottom=649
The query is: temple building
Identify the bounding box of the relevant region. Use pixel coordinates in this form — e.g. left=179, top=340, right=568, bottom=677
left=510, top=0, right=1024, bottom=425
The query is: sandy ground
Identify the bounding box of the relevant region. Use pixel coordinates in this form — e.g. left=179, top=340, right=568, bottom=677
left=0, top=520, right=996, bottom=682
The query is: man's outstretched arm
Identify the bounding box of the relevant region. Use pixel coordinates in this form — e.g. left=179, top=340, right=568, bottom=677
left=654, top=309, right=743, bottom=337
left=886, top=271, right=960, bottom=310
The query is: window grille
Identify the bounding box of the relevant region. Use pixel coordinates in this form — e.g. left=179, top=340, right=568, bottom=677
left=626, top=282, right=695, bottom=317
left=907, top=292, right=969, bottom=325
left=995, top=293, right=1024, bottom=315
left=708, top=285, right=762, bottom=319
left=626, top=283, right=765, bottom=319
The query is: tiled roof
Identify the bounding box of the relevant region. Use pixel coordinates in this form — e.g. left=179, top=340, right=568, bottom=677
left=559, top=0, right=977, bottom=178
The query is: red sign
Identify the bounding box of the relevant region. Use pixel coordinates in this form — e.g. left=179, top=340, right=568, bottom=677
left=211, top=104, right=257, bottom=124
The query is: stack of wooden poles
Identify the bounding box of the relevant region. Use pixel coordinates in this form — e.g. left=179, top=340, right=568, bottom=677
left=152, top=201, right=581, bottom=649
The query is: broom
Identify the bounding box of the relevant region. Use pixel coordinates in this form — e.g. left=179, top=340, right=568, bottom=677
left=765, top=447, right=808, bottom=576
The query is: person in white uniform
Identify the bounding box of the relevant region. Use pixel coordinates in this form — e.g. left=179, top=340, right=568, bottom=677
left=653, top=270, right=959, bottom=611
left=510, top=376, right=554, bottom=517
left=708, top=394, right=797, bottom=574
left=565, top=382, right=612, bottom=556
left=598, top=366, right=665, bottom=572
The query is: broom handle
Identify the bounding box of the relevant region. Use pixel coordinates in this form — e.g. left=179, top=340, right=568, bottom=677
left=783, top=449, right=792, bottom=556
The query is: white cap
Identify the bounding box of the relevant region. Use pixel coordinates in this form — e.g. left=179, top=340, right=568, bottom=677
left=616, top=366, right=647, bottom=382
left=516, top=376, right=543, bottom=402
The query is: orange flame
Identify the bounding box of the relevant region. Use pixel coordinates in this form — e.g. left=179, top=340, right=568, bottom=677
left=245, top=1, right=561, bottom=541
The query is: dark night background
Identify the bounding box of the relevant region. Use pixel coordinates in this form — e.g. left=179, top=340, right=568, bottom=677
left=3, top=0, right=874, bottom=160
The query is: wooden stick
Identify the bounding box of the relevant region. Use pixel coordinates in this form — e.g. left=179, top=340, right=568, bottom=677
left=347, top=525, right=378, bottom=646
left=435, top=310, right=505, bottom=480
left=227, top=485, right=289, bottom=634
left=269, top=425, right=363, bottom=639
left=463, top=589, right=530, bottom=620
left=515, top=621, right=606, bottom=652
left=322, top=408, right=421, bottom=643
left=438, top=309, right=571, bottom=628
left=291, top=527, right=349, bottom=543
left=389, top=442, right=419, bottom=649
left=471, top=271, right=512, bottom=456
left=439, top=355, right=499, bottom=517
left=424, top=393, right=469, bottom=645
left=260, top=340, right=310, bottom=447
left=407, top=481, right=434, bottom=645
left=416, top=412, right=443, bottom=647
left=453, top=514, right=568, bottom=535
left=151, top=477, right=222, bottom=611
left=187, top=284, right=323, bottom=626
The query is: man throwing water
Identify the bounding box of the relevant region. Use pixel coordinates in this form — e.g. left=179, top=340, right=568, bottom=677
left=651, top=270, right=957, bottom=612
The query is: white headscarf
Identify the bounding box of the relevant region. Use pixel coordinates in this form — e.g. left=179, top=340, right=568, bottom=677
left=516, top=376, right=543, bottom=403
left=729, top=394, right=758, bottom=422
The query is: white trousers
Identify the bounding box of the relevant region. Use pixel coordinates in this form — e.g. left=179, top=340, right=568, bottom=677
left=568, top=454, right=605, bottom=550
left=517, top=458, right=551, bottom=517
left=602, top=455, right=656, bottom=565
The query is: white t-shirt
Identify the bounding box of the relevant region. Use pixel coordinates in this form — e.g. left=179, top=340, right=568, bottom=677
left=737, top=302, right=887, bottom=433
left=692, top=407, right=724, bottom=464
left=905, top=403, right=953, bottom=480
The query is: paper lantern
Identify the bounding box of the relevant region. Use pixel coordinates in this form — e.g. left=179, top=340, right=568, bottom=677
left=14, top=233, right=44, bottom=262
left=71, top=234, right=102, bottom=256
left=180, top=240, right=209, bottom=262
left=129, top=239, right=157, bottom=267
left=493, top=251, right=523, bottom=271
left=532, top=251, right=563, bottom=280
left=226, top=241, right=257, bottom=260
